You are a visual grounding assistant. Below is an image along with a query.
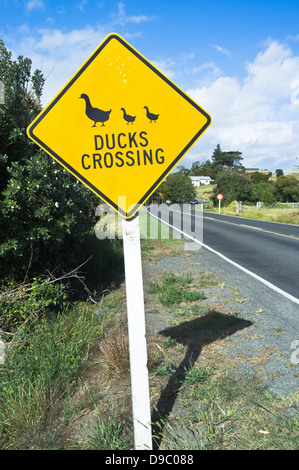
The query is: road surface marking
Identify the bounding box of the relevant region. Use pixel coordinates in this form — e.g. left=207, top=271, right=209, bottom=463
left=147, top=209, right=299, bottom=306
left=180, top=209, right=299, bottom=241
left=240, top=224, right=262, bottom=230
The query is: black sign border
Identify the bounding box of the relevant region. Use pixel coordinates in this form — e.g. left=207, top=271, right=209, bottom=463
left=27, top=34, right=212, bottom=219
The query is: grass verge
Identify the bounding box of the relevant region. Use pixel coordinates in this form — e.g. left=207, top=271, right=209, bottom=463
left=208, top=205, right=299, bottom=225
left=0, top=297, right=112, bottom=449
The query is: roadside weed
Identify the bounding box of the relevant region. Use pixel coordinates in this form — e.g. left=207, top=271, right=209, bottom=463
left=161, top=337, right=177, bottom=348
left=184, top=367, right=209, bottom=386
left=87, top=415, right=133, bottom=450
left=149, top=271, right=206, bottom=306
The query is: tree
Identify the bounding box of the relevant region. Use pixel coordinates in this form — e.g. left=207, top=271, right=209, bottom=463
left=274, top=176, right=299, bottom=202
left=163, top=173, right=196, bottom=203
left=252, top=182, right=276, bottom=203
left=0, top=151, right=99, bottom=274
left=0, top=41, right=99, bottom=278
left=190, top=159, right=214, bottom=177
left=275, top=169, right=284, bottom=178
left=175, top=165, right=191, bottom=176
left=211, top=144, right=244, bottom=171
left=248, top=171, right=270, bottom=183
left=213, top=167, right=253, bottom=204
left=0, top=39, right=45, bottom=192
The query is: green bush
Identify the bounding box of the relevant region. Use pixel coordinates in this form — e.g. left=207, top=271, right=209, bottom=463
left=0, top=40, right=44, bottom=193
left=0, top=277, right=68, bottom=332
left=0, top=151, right=99, bottom=278
left=0, top=40, right=102, bottom=280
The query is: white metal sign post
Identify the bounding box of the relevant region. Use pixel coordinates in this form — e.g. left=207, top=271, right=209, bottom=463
left=122, top=214, right=152, bottom=450
left=217, top=193, right=223, bottom=213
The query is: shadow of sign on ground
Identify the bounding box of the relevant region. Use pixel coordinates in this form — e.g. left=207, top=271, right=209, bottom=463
left=152, top=311, right=253, bottom=448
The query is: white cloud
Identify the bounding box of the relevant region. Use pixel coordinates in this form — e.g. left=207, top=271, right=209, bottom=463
left=77, top=0, right=88, bottom=12
left=12, top=26, right=108, bottom=104
left=190, top=61, right=223, bottom=83
left=151, top=58, right=177, bottom=80
left=112, top=1, right=155, bottom=26
left=210, top=44, right=231, bottom=56
left=185, top=40, right=299, bottom=172
left=26, top=0, right=45, bottom=12
left=7, top=2, right=158, bottom=106
left=182, top=52, right=195, bottom=61
left=17, top=23, right=30, bottom=34
left=287, top=34, right=299, bottom=42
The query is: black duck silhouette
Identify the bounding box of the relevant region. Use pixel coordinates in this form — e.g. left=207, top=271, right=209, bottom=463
left=144, top=106, right=159, bottom=123
left=121, top=108, right=136, bottom=124
left=79, top=93, right=111, bottom=127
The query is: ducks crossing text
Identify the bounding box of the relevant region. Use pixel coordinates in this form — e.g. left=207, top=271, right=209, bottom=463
left=81, top=131, right=165, bottom=170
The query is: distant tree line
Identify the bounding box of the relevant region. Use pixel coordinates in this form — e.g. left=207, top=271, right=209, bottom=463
left=152, top=143, right=299, bottom=205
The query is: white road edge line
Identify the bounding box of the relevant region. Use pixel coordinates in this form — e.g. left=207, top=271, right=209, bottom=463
left=147, top=209, right=299, bottom=306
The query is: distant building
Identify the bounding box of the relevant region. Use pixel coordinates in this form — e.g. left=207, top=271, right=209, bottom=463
left=190, top=176, right=213, bottom=187
left=245, top=168, right=259, bottom=173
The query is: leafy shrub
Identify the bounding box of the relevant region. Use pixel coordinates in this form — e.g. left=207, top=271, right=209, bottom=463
left=0, top=40, right=101, bottom=279
left=0, top=277, right=67, bottom=331
left=0, top=151, right=98, bottom=278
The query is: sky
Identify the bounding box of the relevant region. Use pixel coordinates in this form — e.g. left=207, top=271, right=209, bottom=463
left=1, top=0, right=299, bottom=173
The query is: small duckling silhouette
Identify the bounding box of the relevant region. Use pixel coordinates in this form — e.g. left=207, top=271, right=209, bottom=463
left=121, top=108, right=136, bottom=124
left=79, top=93, right=111, bottom=127
left=144, top=106, right=159, bottom=123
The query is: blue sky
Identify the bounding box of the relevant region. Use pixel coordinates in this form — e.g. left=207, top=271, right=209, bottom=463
left=1, top=0, right=299, bottom=173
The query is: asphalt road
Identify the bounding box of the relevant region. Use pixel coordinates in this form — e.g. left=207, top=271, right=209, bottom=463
left=148, top=205, right=299, bottom=302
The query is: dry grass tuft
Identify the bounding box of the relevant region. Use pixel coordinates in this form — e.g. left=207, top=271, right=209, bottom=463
left=100, top=318, right=130, bottom=374
left=99, top=316, right=163, bottom=375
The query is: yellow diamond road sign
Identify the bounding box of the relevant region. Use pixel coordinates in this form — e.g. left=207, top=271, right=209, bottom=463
left=27, top=34, right=212, bottom=219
